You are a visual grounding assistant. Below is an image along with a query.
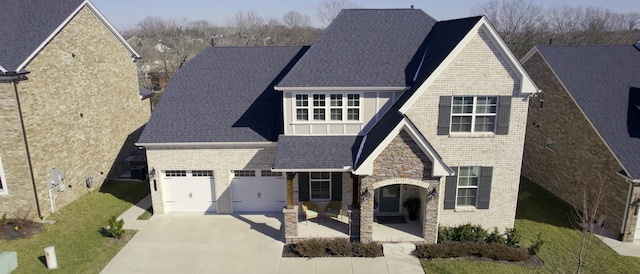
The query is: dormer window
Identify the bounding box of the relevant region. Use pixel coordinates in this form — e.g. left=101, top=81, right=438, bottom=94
left=295, top=92, right=361, bottom=122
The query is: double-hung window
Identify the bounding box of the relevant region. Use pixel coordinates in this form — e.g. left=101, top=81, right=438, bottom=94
left=294, top=93, right=361, bottom=122
left=456, top=167, right=479, bottom=207
left=451, top=96, right=497, bottom=133
left=310, top=172, right=331, bottom=200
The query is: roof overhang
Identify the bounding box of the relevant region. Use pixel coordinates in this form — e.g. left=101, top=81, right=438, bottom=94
left=271, top=167, right=352, bottom=172
left=617, top=170, right=640, bottom=184
left=0, top=70, right=29, bottom=82
left=353, top=117, right=453, bottom=177
left=15, top=0, right=140, bottom=72
left=136, top=142, right=277, bottom=148
left=274, top=86, right=409, bottom=92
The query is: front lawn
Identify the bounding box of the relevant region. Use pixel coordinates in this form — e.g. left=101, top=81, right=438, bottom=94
left=422, top=177, right=640, bottom=273
left=1, top=180, right=149, bottom=273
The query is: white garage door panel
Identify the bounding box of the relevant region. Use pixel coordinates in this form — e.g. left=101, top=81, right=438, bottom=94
left=232, top=177, right=285, bottom=213
left=163, top=173, right=216, bottom=213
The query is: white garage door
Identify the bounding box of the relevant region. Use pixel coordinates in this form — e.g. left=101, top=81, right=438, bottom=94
left=163, top=170, right=216, bottom=213
left=232, top=170, right=285, bottom=213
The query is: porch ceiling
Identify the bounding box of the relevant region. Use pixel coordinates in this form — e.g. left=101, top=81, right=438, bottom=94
left=273, top=135, right=362, bottom=170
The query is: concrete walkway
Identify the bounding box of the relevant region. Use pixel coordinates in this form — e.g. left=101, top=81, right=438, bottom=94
left=108, top=201, right=425, bottom=274
left=598, top=235, right=640, bottom=257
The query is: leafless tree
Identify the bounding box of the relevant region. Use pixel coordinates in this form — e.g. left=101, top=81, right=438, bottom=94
left=227, top=10, right=265, bottom=46
left=471, top=0, right=547, bottom=58
left=282, top=11, right=311, bottom=29
left=316, top=0, right=359, bottom=26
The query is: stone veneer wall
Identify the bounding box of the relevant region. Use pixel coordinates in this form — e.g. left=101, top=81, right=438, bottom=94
left=406, top=27, right=527, bottom=231
left=360, top=130, right=438, bottom=243
left=0, top=7, right=150, bottom=218
left=145, top=145, right=277, bottom=214
left=522, top=52, right=632, bottom=240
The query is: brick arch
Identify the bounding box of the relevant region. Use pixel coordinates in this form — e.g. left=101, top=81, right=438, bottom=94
left=372, top=178, right=430, bottom=190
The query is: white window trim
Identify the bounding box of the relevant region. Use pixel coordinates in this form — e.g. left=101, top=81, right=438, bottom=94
left=293, top=92, right=362, bottom=123
left=0, top=156, right=7, bottom=195
left=455, top=167, right=479, bottom=208
left=450, top=96, right=498, bottom=134
left=309, top=172, right=331, bottom=201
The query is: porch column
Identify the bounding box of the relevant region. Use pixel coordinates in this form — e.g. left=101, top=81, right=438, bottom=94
left=286, top=172, right=295, bottom=209
left=423, top=185, right=440, bottom=243
left=351, top=174, right=359, bottom=208
left=283, top=206, right=299, bottom=244
left=360, top=176, right=374, bottom=243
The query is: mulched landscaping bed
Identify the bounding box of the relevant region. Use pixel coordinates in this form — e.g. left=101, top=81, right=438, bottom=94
left=282, top=239, right=384, bottom=258
left=424, top=255, right=544, bottom=267
left=1, top=220, right=43, bottom=241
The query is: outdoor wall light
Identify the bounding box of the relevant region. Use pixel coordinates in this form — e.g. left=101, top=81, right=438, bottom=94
left=149, top=168, right=156, bottom=178
left=361, top=187, right=370, bottom=201
left=426, top=188, right=438, bottom=201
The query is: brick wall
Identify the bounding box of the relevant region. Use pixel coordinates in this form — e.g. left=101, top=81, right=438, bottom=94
left=406, top=27, right=527, bottom=231
left=522, top=52, right=632, bottom=240
left=0, top=7, right=150, bottom=218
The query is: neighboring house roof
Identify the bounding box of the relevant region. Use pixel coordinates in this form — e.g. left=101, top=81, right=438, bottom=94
left=276, top=9, right=437, bottom=89
left=273, top=135, right=361, bottom=170
left=532, top=45, right=640, bottom=179
left=137, top=46, right=308, bottom=144
left=0, top=0, right=139, bottom=74
left=139, top=88, right=154, bottom=100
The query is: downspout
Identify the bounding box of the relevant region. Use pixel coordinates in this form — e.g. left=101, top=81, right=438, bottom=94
left=11, top=78, right=43, bottom=219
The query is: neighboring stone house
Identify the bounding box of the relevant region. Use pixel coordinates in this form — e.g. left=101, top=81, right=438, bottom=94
left=137, top=9, right=537, bottom=243
left=521, top=44, right=640, bottom=242
left=0, top=0, right=150, bottom=219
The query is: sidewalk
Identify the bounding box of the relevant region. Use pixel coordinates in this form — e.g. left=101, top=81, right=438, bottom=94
left=117, top=194, right=151, bottom=230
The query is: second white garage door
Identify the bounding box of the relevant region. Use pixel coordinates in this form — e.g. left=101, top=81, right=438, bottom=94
left=163, top=170, right=216, bottom=213
left=232, top=170, right=285, bottom=213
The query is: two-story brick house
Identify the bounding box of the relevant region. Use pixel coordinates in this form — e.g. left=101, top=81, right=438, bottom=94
left=0, top=0, right=150, bottom=219
left=137, top=9, right=537, bottom=243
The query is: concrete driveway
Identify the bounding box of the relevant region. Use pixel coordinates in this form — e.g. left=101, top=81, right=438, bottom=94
left=101, top=214, right=284, bottom=274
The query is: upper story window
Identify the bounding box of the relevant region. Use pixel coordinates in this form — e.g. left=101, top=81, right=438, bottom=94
left=295, top=93, right=361, bottom=122
left=451, top=96, right=497, bottom=133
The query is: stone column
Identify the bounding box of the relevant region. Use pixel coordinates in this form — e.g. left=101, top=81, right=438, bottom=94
left=360, top=177, right=374, bottom=243
left=423, top=186, right=439, bottom=243
left=283, top=205, right=298, bottom=244
left=286, top=172, right=295, bottom=209
left=348, top=206, right=361, bottom=241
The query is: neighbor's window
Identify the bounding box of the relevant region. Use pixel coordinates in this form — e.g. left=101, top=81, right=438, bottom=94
left=310, top=172, right=331, bottom=200
left=233, top=170, right=256, bottom=177
left=457, top=167, right=479, bottom=207
left=294, top=93, right=361, bottom=122
left=451, top=96, right=497, bottom=133
left=544, top=138, right=555, bottom=151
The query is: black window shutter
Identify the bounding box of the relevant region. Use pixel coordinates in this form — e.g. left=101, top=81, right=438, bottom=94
left=331, top=172, right=342, bottom=201
left=443, top=168, right=457, bottom=209
left=437, top=96, right=452, bottom=135
left=298, top=173, right=310, bottom=201
left=477, top=167, right=493, bottom=209
left=496, top=96, right=511, bottom=135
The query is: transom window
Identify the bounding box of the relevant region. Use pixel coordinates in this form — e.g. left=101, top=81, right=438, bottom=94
left=233, top=170, right=256, bottom=177
left=261, top=170, right=283, bottom=177
left=295, top=93, right=361, bottom=122
left=310, top=172, right=331, bottom=200
left=165, top=170, right=187, bottom=177
left=457, top=167, right=479, bottom=207
left=451, top=96, right=497, bottom=133
left=192, top=170, right=213, bottom=177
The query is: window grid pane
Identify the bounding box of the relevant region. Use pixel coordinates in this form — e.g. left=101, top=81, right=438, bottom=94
left=347, top=94, right=360, bottom=106
left=165, top=170, right=187, bottom=177
left=474, top=116, right=495, bottom=132
left=313, top=109, right=325, bottom=120
left=330, top=109, right=342, bottom=120
left=296, top=109, right=308, bottom=121
left=457, top=167, right=479, bottom=207
left=347, top=109, right=359, bottom=120
left=330, top=94, right=342, bottom=106
left=261, top=170, right=283, bottom=177
left=233, top=170, right=256, bottom=177
left=450, top=96, right=498, bottom=133
left=295, top=94, right=308, bottom=107
left=451, top=116, right=472, bottom=132
left=313, top=94, right=325, bottom=107
left=192, top=170, right=213, bottom=177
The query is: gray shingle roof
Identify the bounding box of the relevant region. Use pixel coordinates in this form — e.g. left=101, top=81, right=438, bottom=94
left=536, top=45, right=640, bottom=178
left=355, top=17, right=482, bottom=168
left=0, top=0, right=84, bottom=72
left=273, top=135, right=361, bottom=169
left=138, top=46, right=308, bottom=144
left=276, top=9, right=437, bottom=88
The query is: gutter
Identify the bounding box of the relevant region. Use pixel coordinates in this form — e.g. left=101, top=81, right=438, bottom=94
left=10, top=73, right=43, bottom=219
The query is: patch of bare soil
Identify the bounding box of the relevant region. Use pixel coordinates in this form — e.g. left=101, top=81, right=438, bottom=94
left=0, top=220, right=43, bottom=241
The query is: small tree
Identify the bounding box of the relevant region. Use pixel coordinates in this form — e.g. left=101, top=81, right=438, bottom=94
left=571, top=176, right=608, bottom=274
left=107, top=216, right=125, bottom=239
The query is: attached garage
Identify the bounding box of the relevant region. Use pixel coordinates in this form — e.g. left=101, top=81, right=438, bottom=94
left=232, top=170, right=286, bottom=213
left=163, top=170, right=216, bottom=213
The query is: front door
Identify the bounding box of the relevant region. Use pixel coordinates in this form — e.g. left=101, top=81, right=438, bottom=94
left=378, top=185, right=401, bottom=212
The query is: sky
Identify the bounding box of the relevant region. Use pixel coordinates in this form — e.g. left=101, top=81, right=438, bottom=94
left=90, top=0, right=639, bottom=31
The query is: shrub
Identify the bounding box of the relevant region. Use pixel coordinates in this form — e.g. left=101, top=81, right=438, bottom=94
left=12, top=208, right=35, bottom=230
left=456, top=224, right=488, bottom=242
left=415, top=242, right=529, bottom=262
left=352, top=242, right=383, bottom=257
left=106, top=216, right=125, bottom=239
left=505, top=228, right=521, bottom=247
left=294, top=238, right=326, bottom=257
left=528, top=232, right=544, bottom=255
left=486, top=227, right=506, bottom=244
left=1, top=213, right=7, bottom=225
left=326, top=238, right=352, bottom=256
left=438, top=226, right=455, bottom=243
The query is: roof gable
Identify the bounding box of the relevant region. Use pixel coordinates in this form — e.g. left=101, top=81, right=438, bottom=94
left=276, top=9, right=437, bottom=89
left=0, top=0, right=138, bottom=73
left=530, top=45, right=640, bottom=179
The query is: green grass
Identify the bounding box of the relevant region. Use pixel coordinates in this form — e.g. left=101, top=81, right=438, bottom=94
left=423, top=177, right=640, bottom=273
left=137, top=207, right=153, bottom=220
left=2, top=180, right=149, bottom=273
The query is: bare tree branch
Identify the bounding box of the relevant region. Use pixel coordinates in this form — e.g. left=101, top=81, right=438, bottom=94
left=316, top=0, right=359, bottom=26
